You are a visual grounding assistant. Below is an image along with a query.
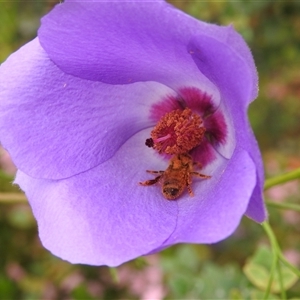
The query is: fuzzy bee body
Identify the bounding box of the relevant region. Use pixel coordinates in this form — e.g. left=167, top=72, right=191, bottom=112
left=140, top=153, right=211, bottom=200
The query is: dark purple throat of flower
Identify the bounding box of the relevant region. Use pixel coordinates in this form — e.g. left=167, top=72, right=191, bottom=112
left=139, top=86, right=231, bottom=200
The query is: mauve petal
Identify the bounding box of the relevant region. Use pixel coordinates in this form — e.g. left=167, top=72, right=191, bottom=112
left=225, top=25, right=258, bottom=101
left=66, top=0, right=163, bottom=2
left=38, top=1, right=249, bottom=95
left=159, top=147, right=256, bottom=248
left=244, top=132, right=267, bottom=222
left=205, top=101, right=235, bottom=161
left=15, top=129, right=178, bottom=266
left=188, top=34, right=257, bottom=106
left=0, top=39, right=176, bottom=179
left=188, top=35, right=266, bottom=222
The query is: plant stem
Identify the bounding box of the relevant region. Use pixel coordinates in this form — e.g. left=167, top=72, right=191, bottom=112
left=262, top=221, right=300, bottom=299
left=265, top=200, right=300, bottom=213
left=277, top=260, right=286, bottom=300
left=109, top=268, right=119, bottom=283
left=262, top=221, right=280, bottom=299
left=0, top=192, right=27, bottom=203
left=264, top=168, right=300, bottom=190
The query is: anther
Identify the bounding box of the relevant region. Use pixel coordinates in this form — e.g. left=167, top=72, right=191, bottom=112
left=147, top=108, right=206, bottom=155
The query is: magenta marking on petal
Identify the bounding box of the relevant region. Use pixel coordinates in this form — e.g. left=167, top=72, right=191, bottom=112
left=148, top=86, right=230, bottom=166
left=178, top=87, right=216, bottom=117
left=190, top=139, right=217, bottom=168
left=205, top=109, right=228, bottom=145
left=149, top=87, right=216, bottom=122
left=149, top=94, right=183, bottom=122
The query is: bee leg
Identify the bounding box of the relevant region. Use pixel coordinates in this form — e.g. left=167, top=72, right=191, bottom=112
left=187, top=185, right=194, bottom=197
left=192, top=172, right=211, bottom=179
left=146, top=170, right=164, bottom=174
left=186, top=177, right=194, bottom=197
left=139, top=175, right=162, bottom=186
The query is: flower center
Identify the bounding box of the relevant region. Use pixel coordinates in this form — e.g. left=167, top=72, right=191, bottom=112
left=146, top=108, right=206, bottom=155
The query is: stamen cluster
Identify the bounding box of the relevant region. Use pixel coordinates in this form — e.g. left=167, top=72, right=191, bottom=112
left=148, top=108, right=206, bottom=154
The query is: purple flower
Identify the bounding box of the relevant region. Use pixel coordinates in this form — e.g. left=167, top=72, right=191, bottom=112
left=0, top=0, right=267, bottom=266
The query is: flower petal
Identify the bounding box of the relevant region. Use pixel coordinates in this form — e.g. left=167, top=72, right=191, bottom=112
left=188, top=34, right=266, bottom=222
left=15, top=129, right=178, bottom=266
left=0, top=39, right=176, bottom=179
left=188, top=34, right=257, bottom=105
left=159, top=147, right=256, bottom=247
left=244, top=132, right=267, bottom=222
left=38, top=1, right=246, bottom=94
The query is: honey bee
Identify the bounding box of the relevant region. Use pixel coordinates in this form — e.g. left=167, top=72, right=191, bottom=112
left=139, top=153, right=211, bottom=200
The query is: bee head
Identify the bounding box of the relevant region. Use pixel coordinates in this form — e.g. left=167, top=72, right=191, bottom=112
left=162, top=180, right=184, bottom=200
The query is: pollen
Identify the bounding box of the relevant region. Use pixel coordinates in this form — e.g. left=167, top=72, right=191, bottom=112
left=149, top=108, right=206, bottom=155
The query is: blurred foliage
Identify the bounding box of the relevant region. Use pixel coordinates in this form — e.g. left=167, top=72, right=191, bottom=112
left=244, top=245, right=298, bottom=293
left=0, top=0, right=300, bottom=299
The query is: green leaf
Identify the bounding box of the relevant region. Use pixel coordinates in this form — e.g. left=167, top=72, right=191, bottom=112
left=243, top=245, right=298, bottom=293
left=250, top=288, right=280, bottom=300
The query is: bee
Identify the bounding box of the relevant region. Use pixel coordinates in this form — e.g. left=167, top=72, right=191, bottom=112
left=139, top=153, right=211, bottom=200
